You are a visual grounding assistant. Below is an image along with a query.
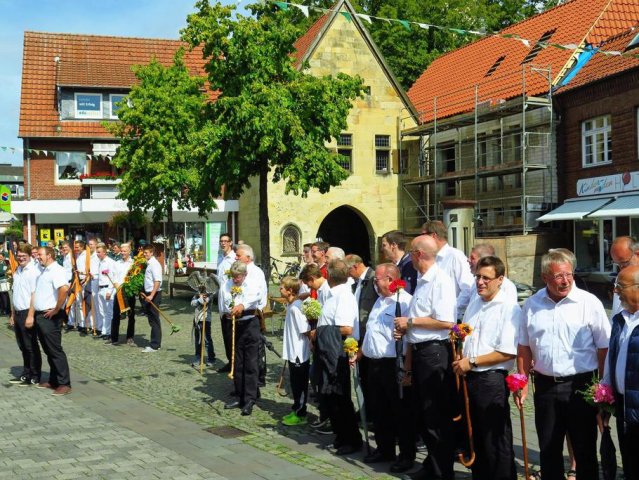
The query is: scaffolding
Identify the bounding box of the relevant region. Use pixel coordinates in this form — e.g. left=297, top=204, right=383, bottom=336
left=400, top=64, right=556, bottom=236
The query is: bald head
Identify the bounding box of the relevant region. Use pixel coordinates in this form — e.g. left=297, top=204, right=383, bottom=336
left=617, top=265, right=639, bottom=313
left=410, top=234, right=438, bottom=273
left=611, top=236, right=639, bottom=271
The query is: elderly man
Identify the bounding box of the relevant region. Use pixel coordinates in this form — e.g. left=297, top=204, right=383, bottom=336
left=421, top=220, right=474, bottom=315
left=468, top=243, right=517, bottom=303
left=610, top=236, right=639, bottom=316
left=517, top=249, right=610, bottom=480
left=601, top=264, right=639, bottom=478
left=381, top=230, right=418, bottom=294
left=453, top=256, right=521, bottom=480
left=217, top=233, right=237, bottom=373
left=359, top=263, right=415, bottom=473
left=394, top=234, right=457, bottom=480
left=221, top=261, right=262, bottom=415
left=96, top=244, right=117, bottom=340
left=109, top=243, right=136, bottom=346
left=31, top=247, right=71, bottom=396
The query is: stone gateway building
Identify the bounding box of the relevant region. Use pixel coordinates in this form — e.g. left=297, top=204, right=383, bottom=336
left=238, top=0, right=417, bottom=265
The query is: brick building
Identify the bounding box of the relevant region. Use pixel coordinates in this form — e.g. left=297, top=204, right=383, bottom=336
left=16, top=32, right=237, bottom=261
left=540, top=28, right=639, bottom=285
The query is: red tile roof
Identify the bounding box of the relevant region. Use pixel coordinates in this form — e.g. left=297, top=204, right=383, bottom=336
left=407, top=0, right=639, bottom=125
left=557, top=27, right=639, bottom=92
left=19, top=31, right=213, bottom=139
left=293, top=13, right=331, bottom=67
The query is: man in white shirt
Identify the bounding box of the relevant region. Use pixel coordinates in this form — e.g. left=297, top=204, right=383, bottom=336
left=453, top=256, right=521, bottom=480
left=600, top=265, right=639, bottom=479
left=610, top=236, right=639, bottom=317
left=221, top=261, right=262, bottom=416
left=394, top=234, right=457, bottom=480
left=96, top=244, right=117, bottom=340
left=358, top=263, right=415, bottom=473
left=468, top=243, right=518, bottom=304
left=109, top=243, right=136, bottom=346
left=216, top=233, right=237, bottom=372
left=66, top=240, right=88, bottom=333
left=316, top=259, right=362, bottom=455
left=8, top=244, right=42, bottom=386
left=30, top=246, right=71, bottom=396
left=421, top=220, right=474, bottom=315
left=517, top=249, right=610, bottom=480
left=141, top=244, right=163, bottom=352
left=86, top=238, right=100, bottom=334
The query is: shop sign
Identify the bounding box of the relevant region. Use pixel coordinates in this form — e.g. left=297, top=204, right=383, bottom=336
left=54, top=229, right=65, bottom=242
left=577, top=171, right=639, bottom=196
left=40, top=229, right=51, bottom=242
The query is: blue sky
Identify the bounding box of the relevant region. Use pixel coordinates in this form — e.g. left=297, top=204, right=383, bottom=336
left=0, top=0, right=244, bottom=166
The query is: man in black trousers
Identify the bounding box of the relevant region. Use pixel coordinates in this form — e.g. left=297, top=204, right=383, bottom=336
left=31, top=246, right=72, bottom=396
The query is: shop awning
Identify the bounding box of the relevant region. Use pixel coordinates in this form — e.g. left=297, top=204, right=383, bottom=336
left=537, top=197, right=613, bottom=222
left=587, top=195, right=639, bottom=218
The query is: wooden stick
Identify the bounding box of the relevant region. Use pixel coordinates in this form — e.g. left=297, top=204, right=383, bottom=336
left=518, top=395, right=530, bottom=479
left=228, top=315, right=236, bottom=379
left=199, top=300, right=208, bottom=375
left=276, top=360, right=288, bottom=397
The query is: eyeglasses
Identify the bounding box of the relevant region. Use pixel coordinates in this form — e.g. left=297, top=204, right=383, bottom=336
left=614, top=282, right=639, bottom=292
left=550, top=272, right=574, bottom=282
left=474, top=274, right=499, bottom=283
left=374, top=276, right=391, bottom=282
left=219, top=239, right=231, bottom=244
left=613, top=257, right=634, bottom=269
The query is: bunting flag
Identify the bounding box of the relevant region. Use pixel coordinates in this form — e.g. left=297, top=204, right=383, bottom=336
left=270, top=0, right=639, bottom=62
left=0, top=145, right=120, bottom=162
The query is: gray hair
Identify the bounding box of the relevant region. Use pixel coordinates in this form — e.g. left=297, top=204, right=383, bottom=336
left=541, top=249, right=575, bottom=275
left=229, top=260, right=247, bottom=276
left=472, top=243, right=495, bottom=258
left=236, top=244, right=254, bottom=260
left=326, top=246, right=345, bottom=260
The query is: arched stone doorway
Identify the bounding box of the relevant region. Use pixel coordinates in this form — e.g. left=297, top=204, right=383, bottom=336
left=317, top=206, right=372, bottom=265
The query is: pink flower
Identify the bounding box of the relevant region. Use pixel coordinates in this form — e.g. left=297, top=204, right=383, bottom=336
left=593, top=383, right=615, bottom=405
left=101, top=269, right=109, bottom=275
left=505, top=373, right=528, bottom=393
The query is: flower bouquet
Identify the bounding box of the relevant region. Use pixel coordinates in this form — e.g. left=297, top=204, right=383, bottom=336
left=579, top=376, right=616, bottom=414
left=302, top=298, right=321, bottom=329
left=449, top=323, right=473, bottom=344
left=122, top=252, right=147, bottom=297
left=343, top=337, right=359, bottom=360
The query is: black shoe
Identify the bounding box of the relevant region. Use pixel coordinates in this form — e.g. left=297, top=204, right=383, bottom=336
left=64, top=325, right=75, bottom=332
left=241, top=400, right=255, bottom=416
left=217, top=363, right=231, bottom=373
left=17, top=378, right=38, bottom=387
left=78, top=328, right=87, bottom=336
left=364, top=450, right=396, bottom=464
left=314, top=422, right=333, bottom=435
left=401, top=467, right=429, bottom=480
left=310, top=418, right=329, bottom=429
left=415, top=440, right=427, bottom=453
left=335, top=444, right=362, bottom=456
left=229, top=390, right=239, bottom=397
left=224, top=400, right=241, bottom=409
left=390, top=458, right=414, bottom=473
left=9, top=375, right=27, bottom=384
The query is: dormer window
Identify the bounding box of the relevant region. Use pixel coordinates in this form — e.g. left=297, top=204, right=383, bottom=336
left=110, top=94, right=126, bottom=119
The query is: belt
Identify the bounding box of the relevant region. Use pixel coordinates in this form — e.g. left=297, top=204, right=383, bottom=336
left=467, top=369, right=507, bottom=377
left=534, top=370, right=596, bottom=384
left=223, top=309, right=257, bottom=319
left=412, top=338, right=450, bottom=351
left=99, top=285, right=110, bottom=289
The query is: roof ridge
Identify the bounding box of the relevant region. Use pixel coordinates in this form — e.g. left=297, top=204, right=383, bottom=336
left=24, top=30, right=183, bottom=43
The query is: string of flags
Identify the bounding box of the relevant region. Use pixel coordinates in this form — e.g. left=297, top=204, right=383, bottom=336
left=0, top=146, right=117, bottom=162
left=270, top=0, right=639, bottom=60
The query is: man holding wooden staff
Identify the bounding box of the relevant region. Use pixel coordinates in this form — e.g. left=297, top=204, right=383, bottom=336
left=141, top=244, right=162, bottom=352
left=109, top=243, right=136, bottom=346
left=96, top=244, right=117, bottom=341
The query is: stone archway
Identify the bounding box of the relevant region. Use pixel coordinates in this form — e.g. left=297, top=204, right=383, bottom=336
left=317, top=206, right=372, bottom=265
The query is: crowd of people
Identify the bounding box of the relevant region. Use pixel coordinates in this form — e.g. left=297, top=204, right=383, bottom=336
left=6, top=223, right=639, bottom=480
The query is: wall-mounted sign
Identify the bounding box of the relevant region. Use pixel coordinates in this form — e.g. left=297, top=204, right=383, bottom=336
left=40, top=229, right=51, bottom=242
left=0, top=185, right=10, bottom=213
left=75, top=93, right=102, bottom=119
left=54, top=229, right=65, bottom=242
left=577, top=171, right=639, bottom=196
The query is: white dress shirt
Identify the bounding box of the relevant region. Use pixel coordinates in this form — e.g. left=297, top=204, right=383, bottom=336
left=144, top=256, right=163, bottom=292
left=405, top=264, right=457, bottom=344
left=316, top=280, right=331, bottom=306
left=603, top=309, right=639, bottom=394
left=76, top=251, right=88, bottom=281
left=34, top=262, right=68, bottom=311
left=362, top=290, right=412, bottom=359
left=436, top=243, right=474, bottom=313
left=469, top=276, right=518, bottom=305
left=520, top=285, right=611, bottom=377
left=317, top=282, right=358, bottom=340
left=216, top=250, right=237, bottom=283
left=12, top=262, right=39, bottom=311
left=115, top=257, right=134, bottom=285
left=97, top=256, right=117, bottom=294
left=247, top=262, right=267, bottom=309
left=89, top=252, right=100, bottom=288
left=282, top=299, right=311, bottom=363
left=612, top=292, right=623, bottom=319
left=462, top=289, right=522, bottom=372
left=219, top=277, right=260, bottom=320
left=63, top=253, right=73, bottom=282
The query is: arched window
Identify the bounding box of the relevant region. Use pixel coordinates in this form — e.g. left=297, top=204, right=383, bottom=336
left=282, top=224, right=301, bottom=255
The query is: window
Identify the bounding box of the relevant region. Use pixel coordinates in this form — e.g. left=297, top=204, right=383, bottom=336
left=521, top=29, right=556, bottom=65
left=582, top=115, right=611, bottom=166
left=337, top=133, right=353, bottom=172
left=110, top=94, right=126, bottom=119
left=56, top=152, right=87, bottom=182
left=282, top=224, right=301, bottom=255
left=485, top=55, right=506, bottom=77
left=375, top=135, right=391, bottom=174
left=74, top=93, right=103, bottom=119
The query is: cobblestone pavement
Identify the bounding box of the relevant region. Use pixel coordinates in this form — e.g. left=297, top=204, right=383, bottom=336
left=0, top=290, right=622, bottom=479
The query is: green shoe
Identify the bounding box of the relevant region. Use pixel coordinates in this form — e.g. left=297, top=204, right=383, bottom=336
left=282, top=414, right=307, bottom=426
left=282, top=412, right=295, bottom=422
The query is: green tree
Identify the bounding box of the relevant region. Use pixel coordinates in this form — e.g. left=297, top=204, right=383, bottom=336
left=105, top=49, right=212, bottom=262
left=182, top=1, right=364, bottom=272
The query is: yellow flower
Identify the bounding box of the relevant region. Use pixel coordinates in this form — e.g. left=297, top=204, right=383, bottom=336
left=343, top=337, right=359, bottom=357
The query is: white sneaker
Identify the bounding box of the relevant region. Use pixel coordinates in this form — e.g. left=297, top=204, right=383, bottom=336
left=142, top=346, right=159, bottom=353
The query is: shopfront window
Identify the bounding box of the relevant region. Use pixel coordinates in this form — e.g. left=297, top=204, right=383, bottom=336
left=631, top=218, right=639, bottom=238
left=574, top=219, right=614, bottom=273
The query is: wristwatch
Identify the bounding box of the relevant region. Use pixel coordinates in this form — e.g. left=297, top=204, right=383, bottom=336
left=470, top=357, right=478, bottom=369
left=407, top=317, right=414, bottom=329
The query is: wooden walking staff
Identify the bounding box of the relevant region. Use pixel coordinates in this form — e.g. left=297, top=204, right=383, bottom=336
left=228, top=315, right=236, bottom=379
left=139, top=293, right=181, bottom=334
left=506, top=374, right=530, bottom=479
left=199, top=299, right=208, bottom=375
left=103, top=271, right=127, bottom=313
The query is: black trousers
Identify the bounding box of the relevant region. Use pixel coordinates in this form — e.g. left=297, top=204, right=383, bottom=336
left=412, top=341, right=456, bottom=479
left=533, top=372, right=599, bottom=480
left=466, top=370, right=516, bottom=480
left=615, top=395, right=639, bottom=479
left=13, top=309, right=42, bottom=381
left=325, top=356, right=362, bottom=448
left=220, top=314, right=233, bottom=362
left=0, top=290, right=10, bottom=314
left=35, top=310, right=70, bottom=387
left=367, top=357, right=416, bottom=460
left=233, top=317, right=260, bottom=405
left=289, top=358, right=310, bottom=417
left=143, top=291, right=162, bottom=349
left=258, top=337, right=266, bottom=385
left=110, top=294, right=136, bottom=343
left=194, top=320, right=215, bottom=362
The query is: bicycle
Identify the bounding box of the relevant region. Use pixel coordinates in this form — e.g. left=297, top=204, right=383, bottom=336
left=270, top=257, right=301, bottom=284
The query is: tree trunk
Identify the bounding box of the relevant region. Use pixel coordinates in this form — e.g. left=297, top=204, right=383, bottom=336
left=258, top=164, right=271, bottom=282
left=166, top=203, right=175, bottom=275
